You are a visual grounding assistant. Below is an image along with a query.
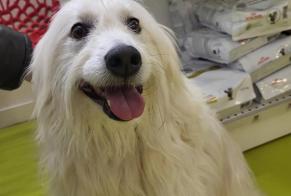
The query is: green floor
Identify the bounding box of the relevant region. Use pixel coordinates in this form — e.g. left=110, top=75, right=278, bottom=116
left=0, top=122, right=291, bottom=196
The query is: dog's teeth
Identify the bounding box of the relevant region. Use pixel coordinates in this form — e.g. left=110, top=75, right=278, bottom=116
left=107, top=99, right=111, bottom=107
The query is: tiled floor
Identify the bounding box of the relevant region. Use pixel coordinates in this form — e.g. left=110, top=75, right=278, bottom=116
left=0, top=121, right=290, bottom=196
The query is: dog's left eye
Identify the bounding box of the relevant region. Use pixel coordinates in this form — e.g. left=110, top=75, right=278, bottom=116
left=126, top=17, right=141, bottom=33
left=70, top=23, right=91, bottom=40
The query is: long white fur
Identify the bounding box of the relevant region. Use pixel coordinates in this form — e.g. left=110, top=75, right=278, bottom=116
left=30, top=0, right=261, bottom=195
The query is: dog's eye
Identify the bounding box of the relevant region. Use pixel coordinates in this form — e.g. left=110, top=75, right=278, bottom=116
left=126, top=17, right=141, bottom=33
left=70, top=23, right=91, bottom=40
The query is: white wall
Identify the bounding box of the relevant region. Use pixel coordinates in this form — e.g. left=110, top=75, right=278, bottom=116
left=0, top=82, right=32, bottom=109
left=0, top=0, right=171, bottom=128
left=0, top=83, right=34, bottom=128
left=143, top=0, right=172, bottom=27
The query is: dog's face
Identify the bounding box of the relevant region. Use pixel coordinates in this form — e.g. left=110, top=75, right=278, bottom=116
left=31, top=0, right=181, bottom=124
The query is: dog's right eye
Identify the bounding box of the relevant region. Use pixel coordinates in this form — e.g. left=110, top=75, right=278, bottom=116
left=70, top=23, right=91, bottom=40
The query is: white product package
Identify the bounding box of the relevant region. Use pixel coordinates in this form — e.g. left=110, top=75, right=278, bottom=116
left=195, top=0, right=290, bottom=40
left=229, top=35, right=291, bottom=82
left=168, top=0, right=201, bottom=67
left=168, top=0, right=200, bottom=47
left=189, top=69, right=256, bottom=118
left=185, top=28, right=278, bottom=64
left=256, top=65, right=291, bottom=100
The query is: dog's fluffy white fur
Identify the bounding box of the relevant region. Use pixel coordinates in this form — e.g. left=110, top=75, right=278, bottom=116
left=30, top=0, right=261, bottom=195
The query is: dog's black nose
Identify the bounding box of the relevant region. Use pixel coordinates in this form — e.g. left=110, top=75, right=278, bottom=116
left=105, top=45, right=142, bottom=78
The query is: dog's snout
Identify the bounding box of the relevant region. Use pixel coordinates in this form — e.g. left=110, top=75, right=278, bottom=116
left=105, top=45, right=142, bottom=77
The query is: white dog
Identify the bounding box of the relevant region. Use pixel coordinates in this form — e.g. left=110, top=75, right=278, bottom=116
left=29, top=0, right=261, bottom=195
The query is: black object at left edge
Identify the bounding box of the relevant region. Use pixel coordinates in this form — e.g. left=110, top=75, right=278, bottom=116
left=0, top=25, right=33, bottom=90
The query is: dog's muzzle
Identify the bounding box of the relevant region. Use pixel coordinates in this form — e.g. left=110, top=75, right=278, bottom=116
left=79, top=45, right=144, bottom=122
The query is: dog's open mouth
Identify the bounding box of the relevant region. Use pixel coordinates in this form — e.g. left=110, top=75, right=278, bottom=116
left=79, top=81, right=144, bottom=121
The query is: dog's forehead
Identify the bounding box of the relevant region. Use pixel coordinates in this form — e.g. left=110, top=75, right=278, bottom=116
left=65, top=0, right=142, bottom=20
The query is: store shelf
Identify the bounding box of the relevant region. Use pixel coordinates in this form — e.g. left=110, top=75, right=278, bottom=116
left=223, top=93, right=291, bottom=151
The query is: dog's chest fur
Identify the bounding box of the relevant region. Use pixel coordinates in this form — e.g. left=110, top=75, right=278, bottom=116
left=40, top=117, right=225, bottom=196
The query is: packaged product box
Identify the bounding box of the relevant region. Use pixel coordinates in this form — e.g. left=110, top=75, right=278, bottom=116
left=229, top=35, right=291, bottom=82
left=195, top=0, right=291, bottom=40
left=185, top=28, right=278, bottom=64
left=189, top=68, right=256, bottom=118
left=256, top=65, right=291, bottom=100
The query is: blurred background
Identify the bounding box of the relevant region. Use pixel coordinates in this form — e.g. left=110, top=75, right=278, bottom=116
left=0, top=0, right=291, bottom=195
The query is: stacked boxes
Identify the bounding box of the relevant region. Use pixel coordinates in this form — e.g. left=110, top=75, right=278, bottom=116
left=169, top=0, right=291, bottom=118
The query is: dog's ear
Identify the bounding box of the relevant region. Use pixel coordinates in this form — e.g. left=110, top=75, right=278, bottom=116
left=159, top=25, right=180, bottom=53
left=157, top=24, right=182, bottom=76
left=146, top=22, right=188, bottom=92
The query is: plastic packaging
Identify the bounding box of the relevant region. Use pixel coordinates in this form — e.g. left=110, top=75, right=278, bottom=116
left=168, top=0, right=200, bottom=47
left=189, top=68, right=256, bottom=118
left=256, top=65, right=291, bottom=100
left=195, top=0, right=290, bottom=40
left=184, top=28, right=278, bottom=64
left=229, top=35, right=291, bottom=82
left=168, top=0, right=201, bottom=66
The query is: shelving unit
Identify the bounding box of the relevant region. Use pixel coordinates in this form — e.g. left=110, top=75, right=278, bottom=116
left=166, top=0, right=291, bottom=151
left=223, top=93, right=291, bottom=151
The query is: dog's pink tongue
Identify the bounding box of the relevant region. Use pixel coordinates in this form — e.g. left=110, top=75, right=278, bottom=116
left=105, top=87, right=145, bottom=121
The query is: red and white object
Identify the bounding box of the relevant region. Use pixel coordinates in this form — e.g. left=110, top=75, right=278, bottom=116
left=0, top=0, right=60, bottom=47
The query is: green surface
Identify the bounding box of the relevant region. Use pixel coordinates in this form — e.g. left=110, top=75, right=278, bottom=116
left=0, top=122, right=44, bottom=196
left=245, top=135, right=291, bottom=196
left=0, top=121, right=291, bottom=196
